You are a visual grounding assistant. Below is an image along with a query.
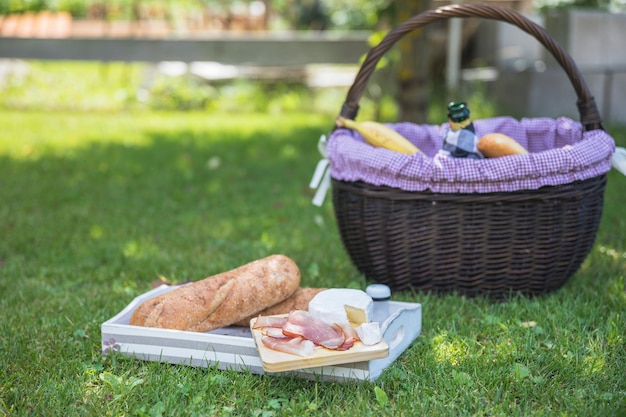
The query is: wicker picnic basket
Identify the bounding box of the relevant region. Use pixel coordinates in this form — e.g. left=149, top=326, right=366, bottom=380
left=328, top=4, right=615, bottom=298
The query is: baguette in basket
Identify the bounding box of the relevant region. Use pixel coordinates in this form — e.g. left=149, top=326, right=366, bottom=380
left=336, top=116, right=422, bottom=155
left=478, top=133, right=528, bottom=157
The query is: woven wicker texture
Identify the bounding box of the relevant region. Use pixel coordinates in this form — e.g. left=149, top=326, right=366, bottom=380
left=333, top=176, right=606, bottom=297
left=331, top=4, right=611, bottom=298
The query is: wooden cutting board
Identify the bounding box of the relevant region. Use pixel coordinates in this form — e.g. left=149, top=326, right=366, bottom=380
left=250, top=316, right=389, bottom=373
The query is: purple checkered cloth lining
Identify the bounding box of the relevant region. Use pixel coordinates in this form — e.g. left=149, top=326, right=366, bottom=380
left=327, top=116, right=615, bottom=193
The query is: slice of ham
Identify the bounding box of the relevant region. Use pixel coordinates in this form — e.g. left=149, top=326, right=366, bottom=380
left=334, top=322, right=360, bottom=351
left=263, top=327, right=289, bottom=338
left=252, top=315, right=288, bottom=329
left=282, top=310, right=345, bottom=350
left=261, top=335, right=315, bottom=357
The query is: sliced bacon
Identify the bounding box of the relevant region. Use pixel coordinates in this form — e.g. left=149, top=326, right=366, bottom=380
left=261, top=335, right=315, bottom=357
left=282, top=310, right=345, bottom=349
left=255, top=311, right=365, bottom=356
left=263, top=327, right=289, bottom=338
left=252, top=315, right=288, bottom=329
left=334, top=322, right=360, bottom=351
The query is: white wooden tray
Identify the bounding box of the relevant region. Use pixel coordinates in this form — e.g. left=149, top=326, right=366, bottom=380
left=101, top=285, right=422, bottom=382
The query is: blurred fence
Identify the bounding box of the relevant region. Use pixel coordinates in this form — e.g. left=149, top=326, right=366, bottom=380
left=0, top=12, right=369, bottom=67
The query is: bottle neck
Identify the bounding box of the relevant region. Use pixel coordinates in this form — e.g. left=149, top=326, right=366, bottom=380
left=449, top=118, right=472, bottom=131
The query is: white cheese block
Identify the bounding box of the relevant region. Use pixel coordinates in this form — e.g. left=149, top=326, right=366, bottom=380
left=308, top=289, right=374, bottom=326
left=356, top=322, right=382, bottom=345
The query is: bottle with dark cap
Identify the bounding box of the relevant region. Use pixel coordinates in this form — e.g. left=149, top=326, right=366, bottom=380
left=441, top=101, right=484, bottom=159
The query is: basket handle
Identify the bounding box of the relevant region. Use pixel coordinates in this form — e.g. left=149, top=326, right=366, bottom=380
left=339, top=4, right=603, bottom=132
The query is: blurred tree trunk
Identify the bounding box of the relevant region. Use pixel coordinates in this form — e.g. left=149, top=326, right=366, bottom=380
left=261, top=0, right=271, bottom=29
left=394, top=0, right=432, bottom=123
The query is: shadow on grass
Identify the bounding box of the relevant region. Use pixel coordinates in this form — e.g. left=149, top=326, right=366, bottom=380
left=1, top=115, right=624, bottom=305
left=0, top=120, right=361, bottom=307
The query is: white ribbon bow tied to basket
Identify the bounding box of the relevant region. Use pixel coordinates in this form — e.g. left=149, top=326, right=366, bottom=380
left=309, top=134, right=331, bottom=207
left=612, top=147, right=626, bottom=176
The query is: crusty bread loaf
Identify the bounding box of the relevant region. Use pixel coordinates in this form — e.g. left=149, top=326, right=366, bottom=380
left=233, top=287, right=326, bottom=327
left=477, top=133, right=528, bottom=158
left=129, top=254, right=301, bottom=332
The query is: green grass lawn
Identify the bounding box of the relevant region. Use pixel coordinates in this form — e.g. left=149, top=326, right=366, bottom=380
left=1, top=107, right=625, bottom=417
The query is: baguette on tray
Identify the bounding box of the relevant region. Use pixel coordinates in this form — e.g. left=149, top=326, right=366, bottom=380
left=130, top=254, right=301, bottom=332
left=233, top=287, right=326, bottom=327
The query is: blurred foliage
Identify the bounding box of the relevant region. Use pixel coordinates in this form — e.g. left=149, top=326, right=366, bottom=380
left=534, top=0, right=626, bottom=12
left=0, top=60, right=421, bottom=122
left=0, top=0, right=399, bottom=30
left=3, top=0, right=624, bottom=24
left=0, top=60, right=363, bottom=117
left=0, top=61, right=141, bottom=111
left=0, top=60, right=501, bottom=124
left=148, top=76, right=218, bottom=111
left=0, top=0, right=198, bottom=18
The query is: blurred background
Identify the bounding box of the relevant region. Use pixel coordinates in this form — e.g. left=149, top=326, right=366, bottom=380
left=1, top=0, right=626, bottom=123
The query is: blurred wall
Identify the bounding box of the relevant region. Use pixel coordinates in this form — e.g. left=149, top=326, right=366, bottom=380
left=470, top=9, right=626, bottom=125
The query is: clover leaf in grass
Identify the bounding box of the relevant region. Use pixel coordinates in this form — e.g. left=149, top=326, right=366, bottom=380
left=374, top=386, right=389, bottom=406
left=102, top=338, right=120, bottom=354
left=511, top=363, right=531, bottom=382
